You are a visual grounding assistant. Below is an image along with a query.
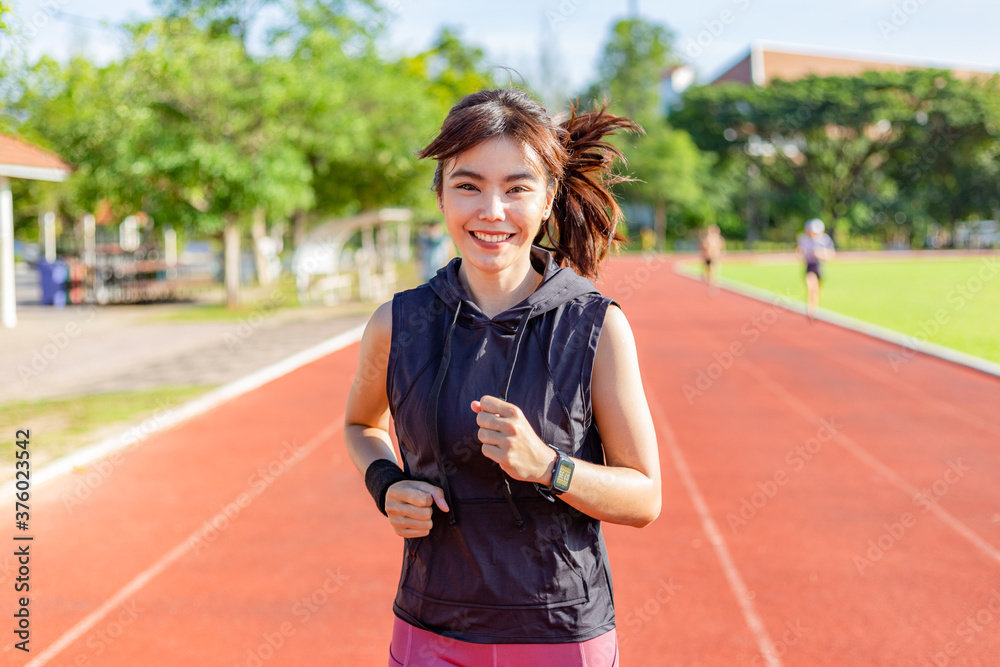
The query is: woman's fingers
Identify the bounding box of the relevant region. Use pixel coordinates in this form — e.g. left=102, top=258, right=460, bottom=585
left=474, top=395, right=515, bottom=417
left=384, top=480, right=449, bottom=537
left=387, top=480, right=448, bottom=510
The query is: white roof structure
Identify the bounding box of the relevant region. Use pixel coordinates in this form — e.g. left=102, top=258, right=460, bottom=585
left=0, top=133, right=72, bottom=327
left=292, top=207, right=413, bottom=304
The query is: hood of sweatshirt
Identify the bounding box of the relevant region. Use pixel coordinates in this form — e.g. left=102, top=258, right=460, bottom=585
left=427, top=245, right=602, bottom=332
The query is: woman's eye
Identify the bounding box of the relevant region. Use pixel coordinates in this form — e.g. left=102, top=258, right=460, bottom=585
left=508, top=185, right=527, bottom=193
left=456, top=183, right=478, bottom=191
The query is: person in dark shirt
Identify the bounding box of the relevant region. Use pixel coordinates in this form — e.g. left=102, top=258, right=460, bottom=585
left=344, top=89, right=661, bottom=666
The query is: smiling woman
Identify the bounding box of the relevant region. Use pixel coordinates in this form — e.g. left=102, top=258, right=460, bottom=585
left=344, top=88, right=659, bottom=667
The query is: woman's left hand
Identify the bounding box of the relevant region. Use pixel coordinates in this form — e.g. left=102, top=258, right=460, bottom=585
left=472, top=395, right=557, bottom=485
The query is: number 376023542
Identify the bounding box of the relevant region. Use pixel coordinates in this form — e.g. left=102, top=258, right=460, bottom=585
left=15, top=430, right=30, bottom=524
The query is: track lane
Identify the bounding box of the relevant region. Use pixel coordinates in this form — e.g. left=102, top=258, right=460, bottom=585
left=606, top=257, right=1000, bottom=665
left=5, top=255, right=998, bottom=666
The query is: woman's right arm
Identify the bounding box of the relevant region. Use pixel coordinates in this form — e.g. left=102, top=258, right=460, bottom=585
left=344, top=302, right=396, bottom=472
left=344, top=301, right=449, bottom=538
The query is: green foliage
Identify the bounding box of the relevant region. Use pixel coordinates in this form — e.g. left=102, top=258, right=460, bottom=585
left=1, top=1, right=490, bottom=234
left=405, top=27, right=494, bottom=105
left=291, top=25, right=489, bottom=219
left=12, top=0, right=997, bottom=255
left=587, top=18, right=707, bottom=243
left=585, top=18, right=678, bottom=122
left=672, top=69, right=1000, bottom=244
left=623, top=116, right=704, bottom=209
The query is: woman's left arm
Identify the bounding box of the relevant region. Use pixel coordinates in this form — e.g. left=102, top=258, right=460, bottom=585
left=474, top=304, right=661, bottom=527
left=560, top=304, right=661, bottom=527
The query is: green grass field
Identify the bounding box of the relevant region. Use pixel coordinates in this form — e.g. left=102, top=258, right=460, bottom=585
left=695, top=255, right=1000, bottom=365
left=1, top=385, right=212, bottom=483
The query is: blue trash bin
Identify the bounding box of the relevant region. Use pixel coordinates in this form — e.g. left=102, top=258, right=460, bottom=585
left=37, top=260, right=68, bottom=307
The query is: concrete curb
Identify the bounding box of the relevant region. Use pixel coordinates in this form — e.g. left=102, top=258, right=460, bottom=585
left=673, top=265, right=1000, bottom=380
left=2, top=322, right=367, bottom=498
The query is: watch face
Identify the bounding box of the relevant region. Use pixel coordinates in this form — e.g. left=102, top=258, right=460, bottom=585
left=553, top=455, right=574, bottom=493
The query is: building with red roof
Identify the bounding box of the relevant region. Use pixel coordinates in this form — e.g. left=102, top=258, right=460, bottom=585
left=710, top=41, right=998, bottom=86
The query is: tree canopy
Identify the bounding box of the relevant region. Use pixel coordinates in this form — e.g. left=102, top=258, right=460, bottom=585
left=3, top=0, right=999, bottom=274
left=585, top=17, right=709, bottom=248
left=672, top=69, right=1000, bottom=245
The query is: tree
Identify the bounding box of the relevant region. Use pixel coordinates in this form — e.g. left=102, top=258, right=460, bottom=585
left=10, top=19, right=314, bottom=306
left=585, top=18, right=678, bottom=121
left=620, top=117, right=706, bottom=244
left=129, top=18, right=314, bottom=305
left=882, top=72, right=1000, bottom=241
left=672, top=70, right=1000, bottom=245
left=4, top=0, right=503, bottom=306
left=585, top=17, right=706, bottom=249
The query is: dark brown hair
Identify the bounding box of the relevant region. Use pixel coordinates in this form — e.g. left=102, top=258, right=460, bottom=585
left=418, top=89, right=641, bottom=280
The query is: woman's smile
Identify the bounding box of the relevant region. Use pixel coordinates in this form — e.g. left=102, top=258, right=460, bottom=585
left=470, top=231, right=515, bottom=244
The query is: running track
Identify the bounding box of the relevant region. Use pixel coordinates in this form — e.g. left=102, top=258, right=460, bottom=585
left=3, top=256, right=999, bottom=666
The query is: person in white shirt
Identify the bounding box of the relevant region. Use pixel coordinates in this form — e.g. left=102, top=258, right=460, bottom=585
left=796, top=218, right=835, bottom=319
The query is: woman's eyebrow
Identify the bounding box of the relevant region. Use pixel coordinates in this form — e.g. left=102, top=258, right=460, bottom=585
left=446, top=168, right=540, bottom=183
left=447, top=167, right=483, bottom=181
left=503, top=171, right=540, bottom=183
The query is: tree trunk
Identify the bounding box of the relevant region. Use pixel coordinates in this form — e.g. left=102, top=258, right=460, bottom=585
left=251, top=207, right=271, bottom=286
left=654, top=201, right=667, bottom=252
left=223, top=215, right=241, bottom=308
left=291, top=209, right=306, bottom=250
left=745, top=164, right=760, bottom=248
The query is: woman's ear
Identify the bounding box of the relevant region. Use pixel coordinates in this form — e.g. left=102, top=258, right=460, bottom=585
left=437, top=195, right=444, bottom=211
left=546, top=180, right=558, bottom=213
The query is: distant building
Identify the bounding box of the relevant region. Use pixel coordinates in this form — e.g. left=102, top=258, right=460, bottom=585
left=709, top=41, right=998, bottom=86
left=660, top=64, right=696, bottom=111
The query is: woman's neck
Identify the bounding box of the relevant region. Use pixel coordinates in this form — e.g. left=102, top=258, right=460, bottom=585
left=459, top=255, right=542, bottom=319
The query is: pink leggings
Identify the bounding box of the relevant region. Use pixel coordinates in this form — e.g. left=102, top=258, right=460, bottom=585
left=388, top=618, right=619, bottom=667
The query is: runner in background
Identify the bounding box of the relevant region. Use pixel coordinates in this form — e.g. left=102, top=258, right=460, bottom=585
left=698, top=224, right=725, bottom=293
left=415, top=220, right=453, bottom=283
left=797, top=218, right=835, bottom=320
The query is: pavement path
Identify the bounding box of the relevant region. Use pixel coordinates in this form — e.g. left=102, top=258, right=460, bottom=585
left=1, top=270, right=372, bottom=403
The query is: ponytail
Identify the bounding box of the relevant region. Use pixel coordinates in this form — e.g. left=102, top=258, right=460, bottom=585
left=538, top=103, right=642, bottom=280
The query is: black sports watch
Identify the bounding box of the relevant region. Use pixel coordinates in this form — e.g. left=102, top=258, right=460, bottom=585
left=536, top=448, right=575, bottom=501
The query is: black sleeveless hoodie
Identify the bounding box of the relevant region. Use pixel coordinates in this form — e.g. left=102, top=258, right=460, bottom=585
left=386, top=246, right=617, bottom=644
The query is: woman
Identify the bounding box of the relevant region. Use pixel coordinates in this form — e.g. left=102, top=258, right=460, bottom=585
left=344, top=89, right=661, bottom=666
left=698, top=223, right=725, bottom=291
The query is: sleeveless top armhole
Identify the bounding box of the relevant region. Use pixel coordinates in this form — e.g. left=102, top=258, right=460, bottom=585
left=582, top=296, right=618, bottom=433
left=385, top=295, right=401, bottom=418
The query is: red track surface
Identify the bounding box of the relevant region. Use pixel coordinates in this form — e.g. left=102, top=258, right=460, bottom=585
left=3, top=256, right=999, bottom=666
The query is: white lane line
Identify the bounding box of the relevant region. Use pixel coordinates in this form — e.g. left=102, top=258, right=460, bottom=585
left=649, top=399, right=783, bottom=667
left=741, top=359, right=1000, bottom=567
left=1, top=323, right=365, bottom=499
left=24, top=419, right=343, bottom=667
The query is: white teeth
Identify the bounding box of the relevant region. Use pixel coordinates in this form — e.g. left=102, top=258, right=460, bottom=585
left=472, top=231, right=512, bottom=243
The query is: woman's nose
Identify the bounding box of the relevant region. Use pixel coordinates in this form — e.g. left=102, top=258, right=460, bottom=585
left=480, top=194, right=505, bottom=221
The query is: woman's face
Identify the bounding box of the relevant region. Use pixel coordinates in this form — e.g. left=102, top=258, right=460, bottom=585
left=437, top=135, right=555, bottom=278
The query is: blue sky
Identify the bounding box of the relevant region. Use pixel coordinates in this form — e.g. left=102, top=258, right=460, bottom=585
left=6, top=0, right=1000, bottom=92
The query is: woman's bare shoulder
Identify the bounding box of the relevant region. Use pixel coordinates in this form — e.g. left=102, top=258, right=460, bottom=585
left=360, top=300, right=394, bottom=351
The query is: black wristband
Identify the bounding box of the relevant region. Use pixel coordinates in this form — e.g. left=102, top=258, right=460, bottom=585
left=365, top=459, right=409, bottom=516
